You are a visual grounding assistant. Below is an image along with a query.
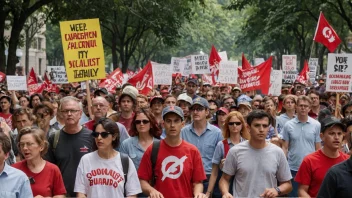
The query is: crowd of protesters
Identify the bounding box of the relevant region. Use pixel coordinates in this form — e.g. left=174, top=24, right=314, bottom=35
left=0, top=75, right=352, bottom=198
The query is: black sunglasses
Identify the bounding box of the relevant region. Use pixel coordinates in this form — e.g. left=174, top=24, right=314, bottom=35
left=228, top=122, right=242, bottom=126
left=134, top=120, right=150, bottom=125
left=91, top=131, right=112, bottom=138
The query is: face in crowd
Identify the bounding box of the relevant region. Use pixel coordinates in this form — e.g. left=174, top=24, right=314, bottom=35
left=164, top=96, right=177, bottom=107
left=92, top=97, right=109, bottom=120
left=296, top=98, right=311, bottom=117
left=60, top=99, right=82, bottom=126
left=163, top=113, right=185, bottom=138
left=191, top=104, right=209, bottom=122
left=120, top=95, right=134, bottom=113
left=178, top=100, right=191, bottom=117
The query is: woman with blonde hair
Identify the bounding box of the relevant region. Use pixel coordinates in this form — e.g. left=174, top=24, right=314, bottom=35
left=206, top=111, right=250, bottom=197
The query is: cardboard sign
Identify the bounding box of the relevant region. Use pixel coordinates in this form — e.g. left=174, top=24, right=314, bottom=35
left=326, top=53, right=352, bottom=92
left=60, top=18, right=106, bottom=82
left=308, top=58, right=319, bottom=83
left=218, top=51, right=228, bottom=61
left=7, top=76, right=27, bottom=90
left=268, top=70, right=283, bottom=96
left=152, top=63, right=172, bottom=85
left=47, top=66, right=68, bottom=84
left=182, top=56, right=192, bottom=76
left=282, top=55, right=297, bottom=84
left=191, top=55, right=211, bottom=74
left=171, top=57, right=185, bottom=74
left=218, top=61, right=238, bottom=84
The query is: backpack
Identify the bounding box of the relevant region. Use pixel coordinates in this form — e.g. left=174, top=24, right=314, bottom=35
left=150, top=140, right=161, bottom=186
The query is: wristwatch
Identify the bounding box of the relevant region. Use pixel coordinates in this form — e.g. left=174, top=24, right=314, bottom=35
left=275, top=187, right=282, bottom=195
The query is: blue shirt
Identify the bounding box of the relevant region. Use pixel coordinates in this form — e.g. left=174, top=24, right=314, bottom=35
left=0, top=162, right=33, bottom=198
left=212, top=137, right=245, bottom=165
left=276, top=113, right=295, bottom=134
left=282, top=116, right=321, bottom=171
left=181, top=122, right=223, bottom=174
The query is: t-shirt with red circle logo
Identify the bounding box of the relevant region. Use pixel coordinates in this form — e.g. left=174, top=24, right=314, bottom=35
left=138, top=140, right=206, bottom=198
left=0, top=112, right=13, bottom=129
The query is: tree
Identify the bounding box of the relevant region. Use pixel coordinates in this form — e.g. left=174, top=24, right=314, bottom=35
left=45, top=23, right=64, bottom=66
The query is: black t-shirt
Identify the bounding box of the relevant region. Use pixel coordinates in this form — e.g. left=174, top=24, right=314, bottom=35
left=44, top=127, right=94, bottom=197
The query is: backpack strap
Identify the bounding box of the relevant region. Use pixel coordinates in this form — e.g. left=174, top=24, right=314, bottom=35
left=150, top=140, right=160, bottom=186
left=52, top=130, right=61, bottom=152
left=120, top=152, right=129, bottom=197
left=223, top=139, right=230, bottom=158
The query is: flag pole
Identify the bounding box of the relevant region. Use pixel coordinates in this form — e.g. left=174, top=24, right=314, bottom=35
left=335, top=93, right=340, bottom=117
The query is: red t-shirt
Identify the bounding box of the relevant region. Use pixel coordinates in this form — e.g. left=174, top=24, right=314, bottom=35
left=138, top=140, right=206, bottom=198
left=12, top=160, right=66, bottom=197
left=295, top=149, right=349, bottom=197
left=84, top=120, right=95, bottom=131
left=118, top=113, right=134, bottom=135
left=0, top=112, right=12, bottom=129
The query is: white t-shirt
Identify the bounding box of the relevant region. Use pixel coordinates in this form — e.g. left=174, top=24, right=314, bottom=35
left=74, top=151, right=142, bottom=198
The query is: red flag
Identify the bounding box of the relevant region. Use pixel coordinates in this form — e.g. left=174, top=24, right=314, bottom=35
left=209, top=45, right=222, bottom=85
left=44, top=72, right=59, bottom=93
left=296, top=60, right=310, bottom=84
left=128, top=61, right=153, bottom=95
left=99, top=68, right=124, bottom=94
left=313, top=12, right=341, bottom=52
left=238, top=57, right=272, bottom=94
left=242, top=53, right=251, bottom=70
left=27, top=68, right=39, bottom=95
left=0, top=72, right=6, bottom=83
left=202, top=74, right=213, bottom=85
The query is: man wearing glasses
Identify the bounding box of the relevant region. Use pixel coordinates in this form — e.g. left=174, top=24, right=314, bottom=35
left=181, top=97, right=223, bottom=194
left=281, top=95, right=322, bottom=197
left=45, top=96, right=94, bottom=197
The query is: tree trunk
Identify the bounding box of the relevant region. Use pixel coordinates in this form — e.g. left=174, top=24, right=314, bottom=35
left=111, top=36, right=118, bottom=69
left=318, top=47, right=326, bottom=75
left=0, top=11, right=9, bottom=73
left=25, top=29, right=30, bottom=75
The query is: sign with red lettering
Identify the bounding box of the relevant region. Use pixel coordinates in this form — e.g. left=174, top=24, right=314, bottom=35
left=326, top=53, right=352, bottom=92
left=282, top=55, right=297, bottom=84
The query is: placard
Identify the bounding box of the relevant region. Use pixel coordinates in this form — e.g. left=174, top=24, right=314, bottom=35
left=191, top=55, right=211, bottom=74
left=171, top=57, right=185, bottom=74
left=152, top=63, right=172, bottom=85
left=47, top=66, right=68, bottom=84
left=282, top=55, right=297, bottom=84
left=218, top=51, right=228, bottom=61
left=326, top=53, right=352, bottom=92
left=7, top=76, right=27, bottom=90
left=182, top=56, right=192, bottom=76
left=60, top=18, right=106, bottom=82
left=308, top=58, right=318, bottom=83
left=218, top=61, right=238, bottom=84
left=268, top=70, right=283, bottom=96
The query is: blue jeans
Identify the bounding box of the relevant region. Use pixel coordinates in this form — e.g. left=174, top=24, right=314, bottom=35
left=289, top=170, right=298, bottom=197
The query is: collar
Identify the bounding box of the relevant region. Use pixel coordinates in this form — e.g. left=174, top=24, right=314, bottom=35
left=293, top=116, right=311, bottom=124
left=282, top=113, right=295, bottom=119
left=227, top=137, right=245, bottom=145
left=190, top=122, right=211, bottom=135
left=0, top=162, right=10, bottom=177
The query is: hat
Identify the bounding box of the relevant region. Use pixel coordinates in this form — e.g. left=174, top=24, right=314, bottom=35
left=191, top=97, right=209, bottom=109
left=187, top=78, right=198, bottom=86
left=150, top=96, right=164, bottom=104
left=217, top=107, right=229, bottom=115
left=177, top=93, right=192, bottom=105
left=238, top=101, right=252, bottom=110
left=94, top=88, right=108, bottom=95
left=321, top=116, right=345, bottom=133
left=232, top=87, right=241, bottom=92
left=120, top=86, right=138, bottom=101
left=162, top=106, right=184, bottom=121
left=237, top=94, right=252, bottom=103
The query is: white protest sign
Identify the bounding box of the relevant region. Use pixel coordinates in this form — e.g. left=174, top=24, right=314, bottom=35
left=47, top=66, right=68, bottom=84
left=171, top=57, right=185, bottom=74
left=254, top=58, right=265, bottom=66
left=7, top=76, right=27, bottom=90
left=182, top=56, right=192, bottom=76
left=268, top=70, right=282, bottom=96
left=218, top=61, right=238, bottom=84
left=191, top=54, right=211, bottom=74
left=326, top=53, right=352, bottom=92
left=218, top=51, right=228, bottom=61
left=152, top=63, right=172, bottom=85
left=81, top=81, right=87, bottom=89
left=308, top=58, right=318, bottom=83
left=282, top=55, right=297, bottom=84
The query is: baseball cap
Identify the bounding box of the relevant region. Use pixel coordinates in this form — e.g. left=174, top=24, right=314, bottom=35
left=217, top=107, right=229, bottom=115
left=187, top=78, right=198, bottom=86
left=150, top=96, right=164, bottom=104
left=237, top=94, right=252, bottom=103
left=162, top=106, right=184, bottom=121
left=177, top=93, right=192, bottom=105
left=191, top=97, right=209, bottom=109
left=321, top=116, right=345, bottom=133
left=120, top=86, right=138, bottom=101
left=94, top=88, right=108, bottom=96
left=238, top=101, right=252, bottom=110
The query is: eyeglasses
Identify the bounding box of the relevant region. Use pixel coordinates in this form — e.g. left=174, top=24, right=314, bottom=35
left=228, top=122, right=242, bottom=126
left=191, top=107, right=205, bottom=112
left=92, top=104, right=106, bottom=108
left=19, top=142, right=36, bottom=148
left=134, top=120, right=150, bottom=125
left=61, top=109, right=81, bottom=114
left=36, top=111, right=49, bottom=119
left=91, top=131, right=112, bottom=138
left=298, top=105, right=310, bottom=109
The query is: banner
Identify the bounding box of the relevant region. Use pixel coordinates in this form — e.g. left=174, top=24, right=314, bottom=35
left=218, top=61, right=238, bottom=84
left=268, top=70, right=282, bottom=96
left=238, top=56, right=272, bottom=94
left=99, top=68, right=124, bottom=93
left=43, top=72, right=59, bottom=93
left=282, top=55, right=297, bottom=84
left=326, top=53, right=352, bottom=92
left=128, top=61, right=153, bottom=94
left=313, top=12, right=341, bottom=52
left=308, top=58, right=318, bottom=83
left=191, top=54, right=211, bottom=74
left=171, top=57, right=185, bottom=74
left=60, top=18, right=106, bottom=82
left=47, top=66, right=68, bottom=84
left=7, top=76, right=27, bottom=90
left=182, top=56, right=192, bottom=76
left=152, top=63, right=172, bottom=85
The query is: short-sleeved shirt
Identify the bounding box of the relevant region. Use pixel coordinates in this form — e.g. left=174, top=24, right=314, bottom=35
left=0, top=162, right=33, bottom=198
left=212, top=137, right=245, bottom=165
left=12, top=160, right=66, bottom=197
left=0, top=113, right=13, bottom=129
left=74, top=151, right=142, bottom=198
left=138, top=140, right=206, bottom=198
left=222, top=141, right=292, bottom=198
left=118, top=113, right=135, bottom=135
left=44, top=127, right=94, bottom=197
left=181, top=122, right=223, bottom=174
left=276, top=113, right=295, bottom=134
left=282, top=117, right=321, bottom=171
left=295, top=150, right=349, bottom=197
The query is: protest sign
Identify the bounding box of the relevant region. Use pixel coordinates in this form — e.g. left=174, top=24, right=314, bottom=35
left=182, top=56, right=192, bottom=76
left=171, top=57, right=185, bottom=74
left=282, top=55, right=297, bottom=84
left=7, top=76, right=27, bottom=90
left=308, top=58, right=318, bottom=83
left=254, top=58, right=265, bottom=66
left=152, top=63, right=172, bottom=85
left=326, top=53, right=352, bottom=92
left=218, top=61, right=238, bottom=84
left=268, top=70, right=283, bottom=96
left=218, top=51, right=228, bottom=61
left=47, top=66, right=68, bottom=84
left=238, top=57, right=272, bottom=94
left=191, top=54, right=211, bottom=74
left=60, top=18, right=105, bottom=82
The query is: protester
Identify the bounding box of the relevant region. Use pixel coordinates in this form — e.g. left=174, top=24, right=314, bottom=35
left=206, top=90, right=215, bottom=101
left=136, top=94, right=149, bottom=109
left=212, top=107, right=229, bottom=130
left=12, top=108, right=35, bottom=140
left=18, top=96, right=30, bottom=108
left=104, top=94, right=117, bottom=117
left=186, top=78, right=199, bottom=99
left=0, top=95, right=14, bottom=128
left=222, top=95, right=235, bottom=111
left=231, top=87, right=241, bottom=100
left=307, top=90, right=320, bottom=119
left=341, top=116, right=352, bottom=155
left=277, top=95, right=296, bottom=134
left=118, top=86, right=138, bottom=134
left=150, top=96, right=164, bottom=124
left=263, top=97, right=278, bottom=140
left=33, top=102, right=56, bottom=138
left=237, top=101, right=252, bottom=118
left=164, top=95, right=177, bottom=107
left=176, top=93, right=193, bottom=125
left=29, top=94, right=43, bottom=109
left=341, top=101, right=352, bottom=118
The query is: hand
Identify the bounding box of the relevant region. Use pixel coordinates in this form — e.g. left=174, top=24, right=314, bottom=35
left=194, top=192, right=206, bottom=198
left=260, top=188, right=278, bottom=198
left=148, top=189, right=164, bottom=198
left=0, top=121, right=11, bottom=137
left=222, top=192, right=233, bottom=198
left=205, top=191, right=212, bottom=198
left=219, top=158, right=226, bottom=169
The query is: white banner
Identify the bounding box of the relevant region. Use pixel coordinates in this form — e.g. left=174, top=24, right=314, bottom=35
left=218, top=51, right=228, bottom=61
left=268, top=70, right=283, bottom=96
left=191, top=54, right=211, bottom=74
left=47, top=66, right=68, bottom=84
left=308, top=58, right=318, bottom=83
left=326, top=53, right=352, bottom=92
left=152, top=63, right=172, bottom=85
left=182, top=56, right=192, bottom=76
left=171, top=57, right=184, bottom=74
left=7, top=76, right=27, bottom=90
left=282, top=55, right=297, bottom=84
left=218, top=61, right=238, bottom=84
left=254, top=58, right=265, bottom=66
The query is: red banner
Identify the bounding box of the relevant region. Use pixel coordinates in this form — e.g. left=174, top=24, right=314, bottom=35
left=99, top=68, right=124, bottom=94
left=313, top=12, right=341, bottom=52
left=128, top=61, right=154, bottom=95
left=238, top=56, right=272, bottom=94
left=242, top=53, right=252, bottom=70
left=0, top=72, right=5, bottom=83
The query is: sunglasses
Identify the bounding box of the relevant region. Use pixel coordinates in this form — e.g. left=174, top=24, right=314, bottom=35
left=134, top=120, right=150, bottom=125
left=191, top=107, right=205, bottom=112
left=228, top=122, right=242, bottom=126
left=91, top=131, right=112, bottom=138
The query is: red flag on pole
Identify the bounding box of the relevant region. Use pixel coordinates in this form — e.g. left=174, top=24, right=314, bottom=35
left=296, top=60, right=310, bottom=85
left=0, top=72, right=6, bottom=83
left=313, top=12, right=341, bottom=52
left=209, top=45, right=222, bottom=85
left=44, top=72, right=59, bottom=93
left=128, top=61, right=154, bottom=95
left=99, top=68, right=124, bottom=94
left=242, top=53, right=251, bottom=70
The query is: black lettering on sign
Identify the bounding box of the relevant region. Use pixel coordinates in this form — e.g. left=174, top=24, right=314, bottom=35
left=334, top=64, right=348, bottom=72
left=78, top=51, right=88, bottom=59
left=70, top=23, right=87, bottom=31
left=74, top=68, right=99, bottom=79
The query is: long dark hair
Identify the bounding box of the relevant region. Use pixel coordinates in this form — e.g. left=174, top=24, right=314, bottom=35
left=130, top=108, right=161, bottom=138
